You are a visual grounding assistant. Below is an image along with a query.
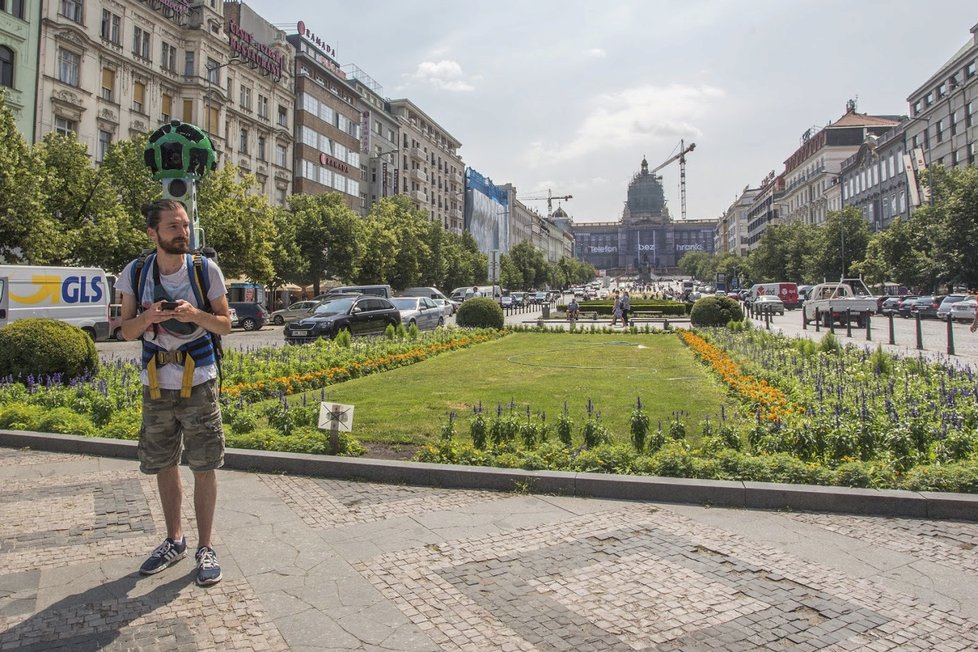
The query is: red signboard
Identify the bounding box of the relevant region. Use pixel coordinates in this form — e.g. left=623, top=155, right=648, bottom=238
left=319, top=152, right=350, bottom=175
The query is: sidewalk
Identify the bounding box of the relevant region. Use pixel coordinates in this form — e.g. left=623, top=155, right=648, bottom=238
left=3, top=444, right=978, bottom=650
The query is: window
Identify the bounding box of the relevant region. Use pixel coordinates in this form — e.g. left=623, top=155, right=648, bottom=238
left=257, top=94, right=268, bottom=119
left=1, top=0, right=25, bottom=19
left=207, top=106, right=218, bottom=133
left=205, top=58, right=219, bottom=84
left=925, top=91, right=934, bottom=106
left=57, top=48, right=80, bottom=86
left=239, top=128, right=248, bottom=154
left=0, top=46, right=12, bottom=89
left=55, top=116, right=76, bottom=136
left=97, top=130, right=112, bottom=163
left=936, top=118, right=944, bottom=142
left=951, top=108, right=959, bottom=136
left=132, top=81, right=145, bottom=113
left=276, top=144, right=287, bottom=167
left=101, top=67, right=114, bottom=101
left=100, top=10, right=120, bottom=45
left=968, top=60, right=976, bottom=79
left=133, top=27, right=151, bottom=61
left=277, top=105, right=287, bottom=127
left=182, top=98, right=192, bottom=123
left=60, top=0, right=82, bottom=23
left=161, top=93, right=172, bottom=122
left=184, top=51, right=195, bottom=77
left=239, top=86, right=251, bottom=110
left=257, top=135, right=266, bottom=161
left=938, top=82, right=947, bottom=98
left=967, top=102, right=975, bottom=128
left=161, top=42, right=176, bottom=72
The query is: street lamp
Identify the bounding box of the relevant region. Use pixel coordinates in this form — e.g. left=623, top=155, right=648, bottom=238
left=204, top=57, right=241, bottom=136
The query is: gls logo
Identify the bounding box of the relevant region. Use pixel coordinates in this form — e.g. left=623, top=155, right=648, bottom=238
left=10, top=275, right=104, bottom=305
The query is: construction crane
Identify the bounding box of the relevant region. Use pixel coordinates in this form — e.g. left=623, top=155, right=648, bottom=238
left=651, top=139, right=696, bottom=221
left=518, top=188, right=573, bottom=217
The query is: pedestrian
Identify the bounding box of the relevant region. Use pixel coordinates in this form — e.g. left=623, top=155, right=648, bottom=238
left=611, top=290, right=622, bottom=326
left=621, top=290, right=631, bottom=327
left=116, top=199, right=232, bottom=587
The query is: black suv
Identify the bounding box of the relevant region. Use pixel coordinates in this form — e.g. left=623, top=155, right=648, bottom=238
left=228, top=302, right=269, bottom=331
left=284, top=295, right=400, bottom=344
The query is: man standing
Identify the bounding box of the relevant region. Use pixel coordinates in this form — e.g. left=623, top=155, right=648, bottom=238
left=621, top=290, right=631, bottom=327
left=117, top=199, right=232, bottom=587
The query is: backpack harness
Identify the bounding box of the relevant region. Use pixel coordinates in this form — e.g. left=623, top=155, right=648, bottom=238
left=131, top=252, right=223, bottom=400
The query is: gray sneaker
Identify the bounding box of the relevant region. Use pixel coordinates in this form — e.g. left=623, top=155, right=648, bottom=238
left=139, top=536, right=187, bottom=575
left=195, top=546, right=223, bottom=586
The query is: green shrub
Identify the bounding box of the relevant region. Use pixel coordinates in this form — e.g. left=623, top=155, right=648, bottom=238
left=101, top=409, right=142, bottom=440
left=37, top=407, right=94, bottom=436
left=0, top=402, right=46, bottom=430
left=900, top=462, right=978, bottom=493
left=819, top=332, right=842, bottom=353
left=833, top=460, right=895, bottom=489
left=0, top=318, right=99, bottom=382
left=689, top=296, right=744, bottom=327
left=456, top=298, right=504, bottom=329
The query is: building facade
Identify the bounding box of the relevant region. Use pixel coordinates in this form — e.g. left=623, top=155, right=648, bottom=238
left=35, top=0, right=293, bottom=206
left=288, top=23, right=362, bottom=213
left=839, top=124, right=911, bottom=232
left=780, top=103, right=900, bottom=227
left=744, top=172, right=784, bottom=251
left=570, top=157, right=716, bottom=274
left=344, top=65, right=398, bottom=214
left=1, top=0, right=40, bottom=140
left=905, top=23, right=978, bottom=174
left=389, top=98, right=464, bottom=233
left=717, top=186, right=758, bottom=256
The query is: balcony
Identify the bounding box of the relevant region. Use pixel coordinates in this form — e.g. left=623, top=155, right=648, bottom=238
left=409, top=169, right=428, bottom=183
left=409, top=190, right=426, bottom=202
left=408, top=147, right=424, bottom=161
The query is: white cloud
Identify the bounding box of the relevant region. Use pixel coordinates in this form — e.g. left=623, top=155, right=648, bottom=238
left=524, top=83, right=725, bottom=166
left=585, top=48, right=607, bottom=59
left=408, top=59, right=475, bottom=92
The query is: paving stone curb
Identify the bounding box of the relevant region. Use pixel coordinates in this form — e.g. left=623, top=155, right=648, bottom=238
left=3, top=428, right=978, bottom=522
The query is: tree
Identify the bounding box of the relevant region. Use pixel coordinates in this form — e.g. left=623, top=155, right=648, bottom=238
left=509, top=241, right=547, bottom=290
left=499, top=253, right=521, bottom=289
left=268, top=206, right=308, bottom=295
left=289, top=193, right=365, bottom=295
left=678, top=251, right=710, bottom=280
left=196, top=164, right=276, bottom=282
left=0, top=90, right=48, bottom=264
left=804, top=207, right=870, bottom=282
left=919, top=165, right=978, bottom=290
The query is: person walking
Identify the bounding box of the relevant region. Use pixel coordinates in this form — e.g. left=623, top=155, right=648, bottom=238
left=621, top=290, right=631, bottom=327
left=117, top=199, right=232, bottom=587
left=610, top=290, right=622, bottom=326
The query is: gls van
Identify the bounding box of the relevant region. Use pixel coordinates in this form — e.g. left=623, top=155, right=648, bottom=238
left=0, top=265, right=111, bottom=340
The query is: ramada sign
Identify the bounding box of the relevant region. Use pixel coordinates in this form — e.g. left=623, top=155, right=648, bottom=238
left=320, top=153, right=350, bottom=174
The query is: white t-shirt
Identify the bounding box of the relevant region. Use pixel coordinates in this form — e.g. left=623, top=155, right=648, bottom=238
left=116, top=255, right=227, bottom=390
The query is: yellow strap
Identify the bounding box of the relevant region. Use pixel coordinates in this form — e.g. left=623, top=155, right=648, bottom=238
left=180, top=356, right=196, bottom=399
left=147, top=358, right=161, bottom=400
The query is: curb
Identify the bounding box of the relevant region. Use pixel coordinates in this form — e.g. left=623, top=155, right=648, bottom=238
left=3, top=429, right=978, bottom=522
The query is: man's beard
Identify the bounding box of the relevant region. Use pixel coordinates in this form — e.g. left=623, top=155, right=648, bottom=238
left=159, top=236, right=189, bottom=255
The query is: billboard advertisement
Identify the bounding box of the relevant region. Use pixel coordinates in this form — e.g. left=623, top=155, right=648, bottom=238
left=463, top=167, right=509, bottom=254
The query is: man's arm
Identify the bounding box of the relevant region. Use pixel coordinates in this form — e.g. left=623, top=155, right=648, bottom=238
left=120, top=291, right=173, bottom=341
left=168, top=295, right=232, bottom=336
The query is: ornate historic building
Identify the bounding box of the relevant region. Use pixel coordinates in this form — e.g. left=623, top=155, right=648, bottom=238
left=35, top=0, right=294, bottom=206
left=569, top=157, right=716, bottom=274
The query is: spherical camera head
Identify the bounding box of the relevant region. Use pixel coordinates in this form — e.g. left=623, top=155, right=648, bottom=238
left=143, top=120, right=217, bottom=181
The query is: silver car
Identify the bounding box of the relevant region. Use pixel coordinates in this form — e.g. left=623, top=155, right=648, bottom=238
left=269, top=300, right=322, bottom=325
left=432, top=297, right=455, bottom=317
left=949, top=297, right=977, bottom=323
left=390, top=297, right=445, bottom=330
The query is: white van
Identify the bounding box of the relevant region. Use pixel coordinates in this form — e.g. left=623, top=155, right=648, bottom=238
left=0, top=265, right=111, bottom=340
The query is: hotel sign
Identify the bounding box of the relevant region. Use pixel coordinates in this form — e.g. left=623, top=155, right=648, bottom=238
left=320, top=152, right=350, bottom=175
left=227, top=20, right=285, bottom=81
left=142, top=0, right=190, bottom=21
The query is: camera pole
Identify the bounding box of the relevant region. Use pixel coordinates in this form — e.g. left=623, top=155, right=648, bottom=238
left=143, top=120, right=217, bottom=252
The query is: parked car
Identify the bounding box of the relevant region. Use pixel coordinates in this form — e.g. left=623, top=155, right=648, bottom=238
left=500, top=295, right=514, bottom=309
left=937, top=294, right=970, bottom=321
left=400, top=287, right=450, bottom=302
left=228, top=302, right=269, bottom=331
left=753, top=295, right=785, bottom=315
left=109, top=303, right=123, bottom=340
left=432, top=297, right=456, bottom=317
left=284, top=295, right=400, bottom=344
left=896, top=296, right=918, bottom=318
left=389, top=297, right=444, bottom=330
left=533, top=291, right=549, bottom=305
left=909, top=295, right=945, bottom=319
left=316, top=284, right=392, bottom=300
left=509, top=292, right=527, bottom=307
left=880, top=297, right=902, bottom=316
left=950, top=297, right=978, bottom=323
left=269, top=300, right=322, bottom=325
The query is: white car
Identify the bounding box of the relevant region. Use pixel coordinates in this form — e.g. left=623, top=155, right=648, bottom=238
left=389, top=297, right=445, bottom=330
left=949, top=298, right=977, bottom=323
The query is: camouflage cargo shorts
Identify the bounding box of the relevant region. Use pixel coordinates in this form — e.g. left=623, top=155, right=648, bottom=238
left=138, top=379, right=225, bottom=474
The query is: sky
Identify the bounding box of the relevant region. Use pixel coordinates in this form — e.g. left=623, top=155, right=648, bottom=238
left=249, top=0, right=976, bottom=224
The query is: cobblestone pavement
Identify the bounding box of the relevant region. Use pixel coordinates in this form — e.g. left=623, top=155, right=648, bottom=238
left=3, top=447, right=978, bottom=651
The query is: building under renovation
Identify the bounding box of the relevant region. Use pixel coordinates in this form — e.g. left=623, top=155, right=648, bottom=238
left=569, top=157, right=716, bottom=275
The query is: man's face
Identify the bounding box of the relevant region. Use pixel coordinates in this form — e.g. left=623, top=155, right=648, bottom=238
left=150, top=206, right=190, bottom=255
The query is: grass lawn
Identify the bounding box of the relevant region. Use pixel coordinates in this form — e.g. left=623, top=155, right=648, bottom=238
left=304, top=332, right=733, bottom=446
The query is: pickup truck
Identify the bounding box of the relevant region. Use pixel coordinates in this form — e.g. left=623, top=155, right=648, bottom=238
left=803, top=280, right=878, bottom=328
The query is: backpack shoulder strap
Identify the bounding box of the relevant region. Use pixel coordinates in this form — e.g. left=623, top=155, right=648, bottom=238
left=132, top=251, right=155, bottom=313
left=189, top=253, right=212, bottom=312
